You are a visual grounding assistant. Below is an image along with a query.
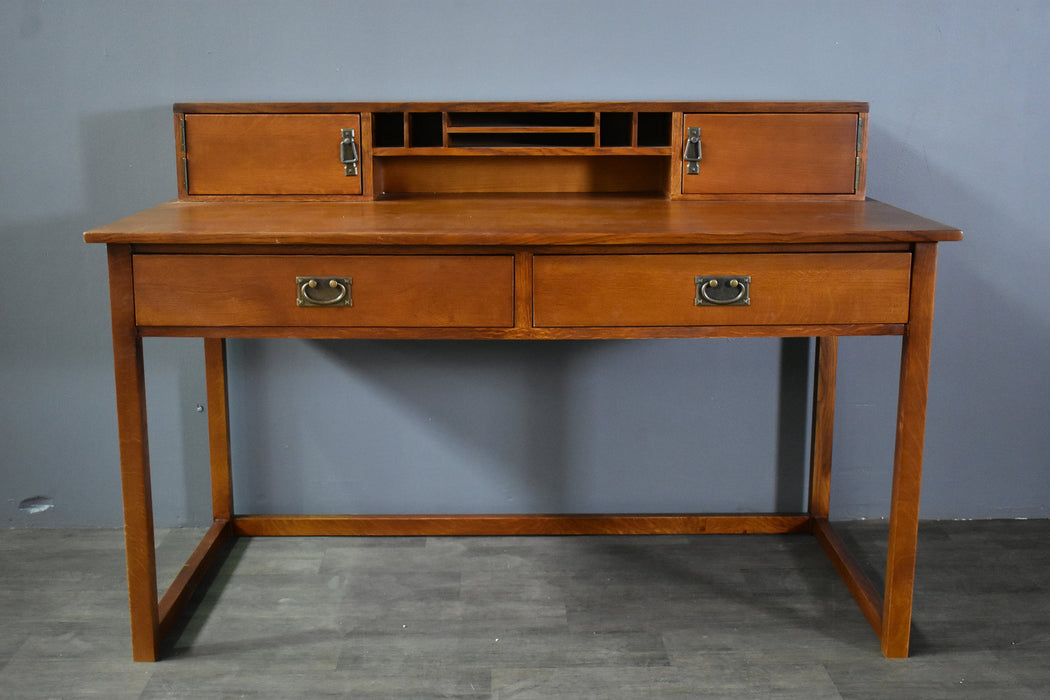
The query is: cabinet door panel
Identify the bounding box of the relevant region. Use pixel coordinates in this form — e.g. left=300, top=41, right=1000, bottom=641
left=184, top=114, right=362, bottom=195
left=681, top=113, right=859, bottom=195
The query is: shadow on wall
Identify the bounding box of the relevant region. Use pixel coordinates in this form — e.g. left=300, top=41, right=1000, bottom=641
left=0, top=211, right=125, bottom=526
left=922, top=256, right=1050, bottom=518
left=44, top=108, right=1044, bottom=525
left=225, top=337, right=815, bottom=516
left=79, top=107, right=215, bottom=528
left=861, top=123, right=1050, bottom=518
left=81, top=106, right=177, bottom=221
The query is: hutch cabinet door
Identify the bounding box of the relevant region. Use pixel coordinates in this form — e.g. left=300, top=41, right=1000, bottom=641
left=182, top=113, right=363, bottom=195
left=681, top=113, right=860, bottom=196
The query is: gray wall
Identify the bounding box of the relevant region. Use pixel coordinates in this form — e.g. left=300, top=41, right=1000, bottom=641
left=2, top=1, right=1048, bottom=527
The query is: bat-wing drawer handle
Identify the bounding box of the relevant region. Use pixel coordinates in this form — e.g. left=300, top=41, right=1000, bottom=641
left=695, top=276, right=750, bottom=306
left=297, top=277, right=353, bottom=307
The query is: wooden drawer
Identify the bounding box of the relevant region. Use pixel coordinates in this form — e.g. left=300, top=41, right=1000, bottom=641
left=183, top=114, right=363, bottom=195
left=533, top=253, right=911, bottom=327
left=133, top=255, right=514, bottom=327
left=681, top=113, right=861, bottom=196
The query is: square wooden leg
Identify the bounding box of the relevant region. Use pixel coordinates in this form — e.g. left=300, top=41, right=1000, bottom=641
left=881, top=243, right=938, bottom=658
left=809, top=336, right=838, bottom=519
left=107, top=245, right=161, bottom=661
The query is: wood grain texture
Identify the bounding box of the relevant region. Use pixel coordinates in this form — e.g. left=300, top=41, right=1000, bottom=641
left=372, top=147, right=671, bottom=156
left=668, top=111, right=684, bottom=198
left=176, top=103, right=870, bottom=200
left=84, top=198, right=962, bottom=246
left=513, top=251, right=534, bottom=330
left=174, top=100, right=870, bottom=114
left=135, top=323, right=907, bottom=341
left=681, top=113, right=860, bottom=196
left=808, top=336, right=838, bottom=519
left=204, top=339, right=233, bottom=520
left=359, top=112, right=375, bottom=199
left=882, top=242, right=939, bottom=658
left=129, top=242, right=913, bottom=256
left=106, top=245, right=160, bottom=662
left=375, top=156, right=668, bottom=194
left=230, top=514, right=814, bottom=537
left=132, top=254, right=515, bottom=328
left=156, top=519, right=231, bottom=639
left=813, top=518, right=883, bottom=633
left=533, top=253, right=911, bottom=327
left=184, top=114, right=363, bottom=196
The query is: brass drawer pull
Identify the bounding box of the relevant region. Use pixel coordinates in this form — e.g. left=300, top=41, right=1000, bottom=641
left=297, top=276, right=353, bottom=307
left=695, top=275, right=750, bottom=306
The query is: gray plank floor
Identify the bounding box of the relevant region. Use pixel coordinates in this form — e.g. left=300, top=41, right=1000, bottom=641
left=1, top=520, right=1048, bottom=699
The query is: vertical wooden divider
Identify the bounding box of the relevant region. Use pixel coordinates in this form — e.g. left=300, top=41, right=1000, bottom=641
left=359, top=112, right=375, bottom=200
left=514, top=251, right=533, bottom=331
left=668, top=112, right=684, bottom=199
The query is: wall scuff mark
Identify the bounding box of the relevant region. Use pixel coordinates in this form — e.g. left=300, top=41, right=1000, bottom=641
left=18, top=496, right=54, bottom=514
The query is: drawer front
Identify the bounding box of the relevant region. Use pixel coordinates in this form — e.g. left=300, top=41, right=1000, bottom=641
left=134, top=255, right=514, bottom=328
left=183, top=114, right=363, bottom=195
left=533, top=253, right=911, bottom=327
left=681, top=113, right=860, bottom=195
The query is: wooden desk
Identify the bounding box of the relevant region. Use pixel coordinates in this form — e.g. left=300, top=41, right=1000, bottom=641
left=85, top=102, right=961, bottom=661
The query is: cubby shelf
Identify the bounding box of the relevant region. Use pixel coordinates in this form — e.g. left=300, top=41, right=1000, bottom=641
left=372, top=110, right=673, bottom=151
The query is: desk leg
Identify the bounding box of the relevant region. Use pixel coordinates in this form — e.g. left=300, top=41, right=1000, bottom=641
left=205, top=339, right=233, bottom=521
left=881, top=242, right=938, bottom=658
left=107, top=245, right=160, bottom=662
left=809, top=336, right=838, bottom=519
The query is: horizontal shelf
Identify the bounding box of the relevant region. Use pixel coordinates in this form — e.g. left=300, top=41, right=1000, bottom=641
left=445, top=125, right=597, bottom=133
left=449, top=132, right=596, bottom=147
left=372, top=146, right=673, bottom=157
left=447, top=111, right=595, bottom=128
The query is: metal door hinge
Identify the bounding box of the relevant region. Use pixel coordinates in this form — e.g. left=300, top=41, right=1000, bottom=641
left=856, top=115, right=864, bottom=152
left=179, top=116, right=190, bottom=192
left=683, top=127, right=702, bottom=175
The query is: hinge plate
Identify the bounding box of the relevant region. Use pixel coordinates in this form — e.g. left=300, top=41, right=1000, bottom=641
left=683, top=127, right=702, bottom=175
left=854, top=116, right=864, bottom=192
left=340, top=128, right=359, bottom=177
